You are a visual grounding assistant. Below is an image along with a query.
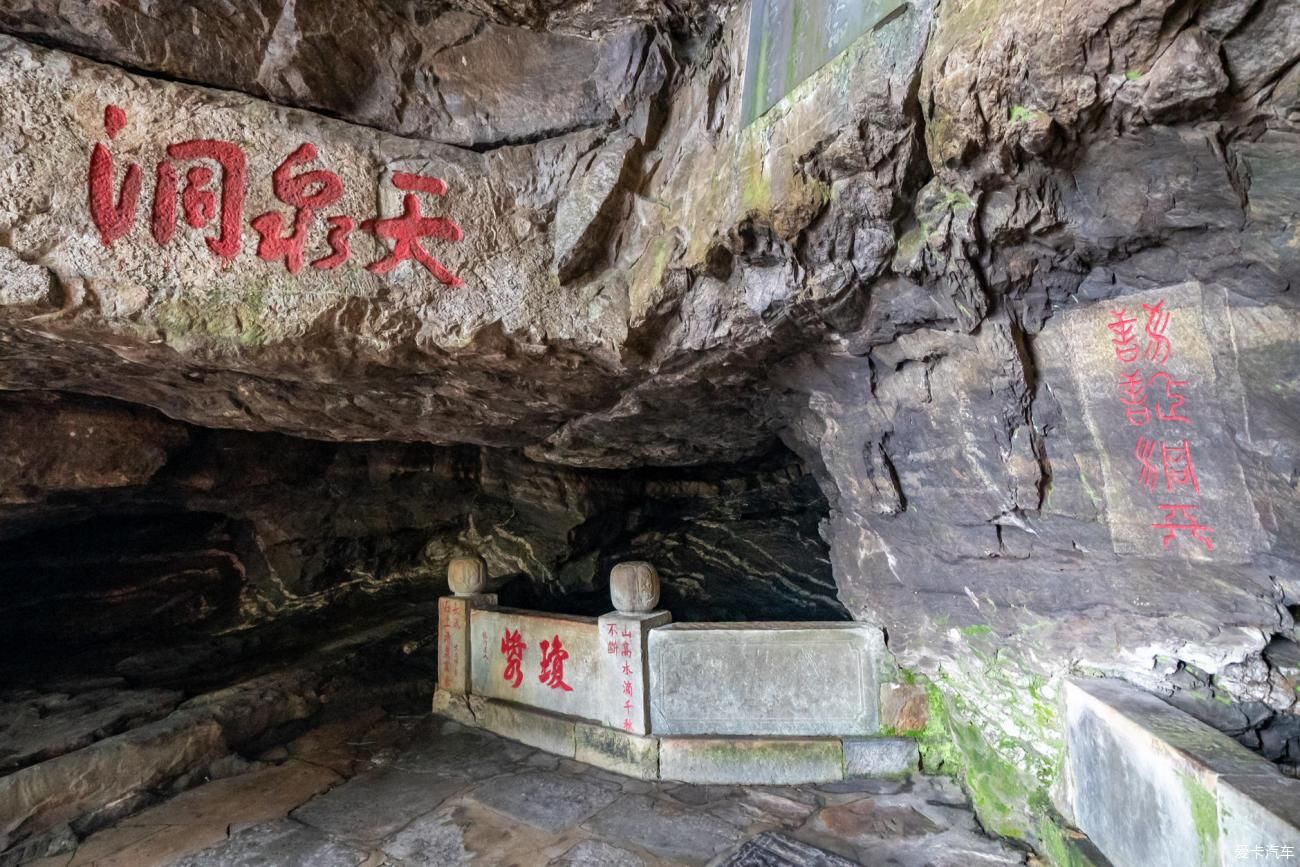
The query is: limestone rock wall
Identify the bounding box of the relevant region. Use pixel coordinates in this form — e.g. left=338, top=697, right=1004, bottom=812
left=0, top=0, right=1296, bottom=854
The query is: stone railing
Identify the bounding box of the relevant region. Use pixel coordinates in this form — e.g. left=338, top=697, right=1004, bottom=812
left=432, top=558, right=918, bottom=784
left=1062, top=678, right=1300, bottom=866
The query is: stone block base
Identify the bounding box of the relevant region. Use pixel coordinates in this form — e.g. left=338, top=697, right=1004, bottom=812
left=843, top=737, right=919, bottom=778
left=431, top=689, right=481, bottom=728
left=575, top=723, right=659, bottom=780
left=432, top=694, right=926, bottom=788
left=658, top=737, right=845, bottom=785
left=480, top=700, right=577, bottom=758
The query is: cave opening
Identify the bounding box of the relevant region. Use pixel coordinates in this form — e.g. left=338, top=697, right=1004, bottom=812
left=0, top=391, right=852, bottom=854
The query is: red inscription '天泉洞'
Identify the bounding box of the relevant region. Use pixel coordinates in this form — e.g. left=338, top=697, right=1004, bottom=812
left=88, top=105, right=464, bottom=285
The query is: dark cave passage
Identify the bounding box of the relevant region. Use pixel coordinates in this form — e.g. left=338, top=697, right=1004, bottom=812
left=0, top=390, right=843, bottom=789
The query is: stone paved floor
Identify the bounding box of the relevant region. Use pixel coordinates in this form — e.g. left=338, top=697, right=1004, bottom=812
left=33, top=716, right=1030, bottom=866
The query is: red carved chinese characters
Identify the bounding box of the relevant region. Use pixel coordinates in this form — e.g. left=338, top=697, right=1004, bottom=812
left=86, top=106, right=466, bottom=283
left=606, top=623, right=638, bottom=731
left=1107, top=309, right=1140, bottom=364
left=620, top=627, right=634, bottom=730
left=438, top=598, right=461, bottom=689
left=1147, top=372, right=1190, bottom=423
left=314, top=217, right=355, bottom=270
left=361, top=172, right=463, bottom=286
left=1118, top=372, right=1150, bottom=426
left=501, top=628, right=525, bottom=689
left=251, top=143, right=349, bottom=273
left=88, top=105, right=142, bottom=246
left=1134, top=438, right=1201, bottom=494
left=160, top=140, right=247, bottom=260
left=538, top=634, right=573, bottom=692
left=1160, top=440, right=1200, bottom=494
left=1104, top=296, right=1216, bottom=551
left=1153, top=504, right=1214, bottom=551
left=1135, top=437, right=1162, bottom=491
left=1143, top=300, right=1172, bottom=365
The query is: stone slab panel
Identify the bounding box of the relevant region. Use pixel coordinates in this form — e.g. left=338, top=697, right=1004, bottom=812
left=471, top=608, right=603, bottom=722
left=658, top=737, right=845, bottom=785
left=595, top=610, right=670, bottom=734
left=1064, top=677, right=1300, bottom=867
left=480, top=699, right=577, bottom=758
left=380, top=806, right=472, bottom=867
left=574, top=722, right=659, bottom=780
left=648, top=623, right=886, bottom=736
left=1037, top=282, right=1266, bottom=562
left=717, top=830, right=860, bottom=867
left=172, top=819, right=369, bottom=867
left=741, top=0, right=907, bottom=126
left=290, top=768, right=467, bottom=843
left=549, top=839, right=649, bottom=866
left=842, top=737, right=918, bottom=778
left=0, top=709, right=225, bottom=852
left=431, top=688, right=481, bottom=728
left=468, top=769, right=621, bottom=832
left=581, top=793, right=744, bottom=861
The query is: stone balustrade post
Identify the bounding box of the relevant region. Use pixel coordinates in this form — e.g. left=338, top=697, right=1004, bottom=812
left=437, top=555, right=497, bottom=695
left=597, top=561, right=670, bottom=735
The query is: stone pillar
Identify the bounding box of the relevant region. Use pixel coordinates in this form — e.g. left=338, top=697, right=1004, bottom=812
left=597, top=562, right=670, bottom=735
left=438, top=556, right=496, bottom=695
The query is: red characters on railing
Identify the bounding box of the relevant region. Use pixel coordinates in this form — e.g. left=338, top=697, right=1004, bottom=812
left=539, top=634, right=573, bottom=692
left=501, top=628, right=525, bottom=689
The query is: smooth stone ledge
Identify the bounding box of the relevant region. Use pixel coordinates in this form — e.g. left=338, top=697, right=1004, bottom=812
left=434, top=696, right=923, bottom=786
left=1064, top=677, right=1300, bottom=867
left=575, top=723, right=659, bottom=780
left=479, top=700, right=577, bottom=759
left=658, top=737, right=846, bottom=785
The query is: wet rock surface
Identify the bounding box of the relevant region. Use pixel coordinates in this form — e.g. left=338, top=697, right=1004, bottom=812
left=26, top=718, right=1026, bottom=867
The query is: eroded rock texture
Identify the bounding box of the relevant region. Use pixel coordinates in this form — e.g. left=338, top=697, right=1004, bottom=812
left=0, top=0, right=1297, bottom=855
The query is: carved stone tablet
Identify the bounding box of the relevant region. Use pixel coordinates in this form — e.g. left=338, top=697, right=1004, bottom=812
left=1037, top=282, right=1266, bottom=562
left=648, top=623, right=886, bottom=736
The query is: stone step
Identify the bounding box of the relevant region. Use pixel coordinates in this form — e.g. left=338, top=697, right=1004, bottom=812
left=437, top=692, right=920, bottom=785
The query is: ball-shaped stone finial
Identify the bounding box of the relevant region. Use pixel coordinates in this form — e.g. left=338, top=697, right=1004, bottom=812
left=448, top=555, right=488, bottom=596
left=610, top=561, right=660, bottom=613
